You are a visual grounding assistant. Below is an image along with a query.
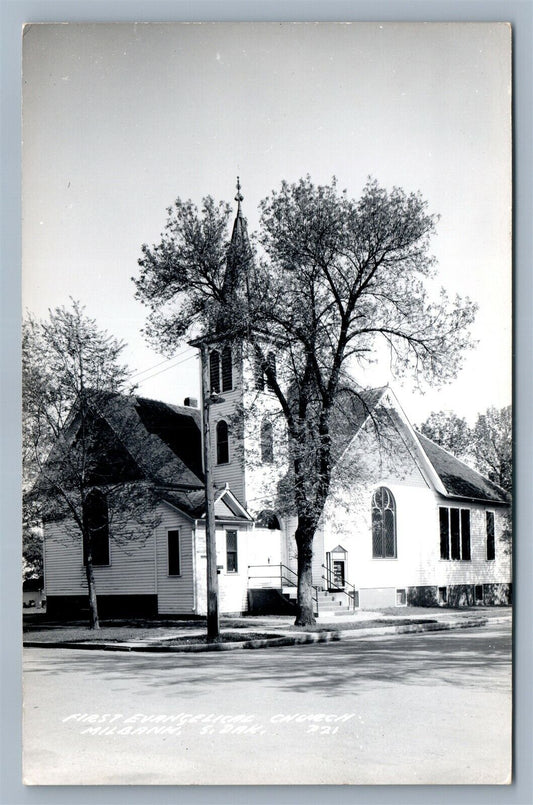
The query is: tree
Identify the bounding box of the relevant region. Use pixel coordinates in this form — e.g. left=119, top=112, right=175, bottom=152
left=23, top=525, right=43, bottom=580
left=134, top=177, right=477, bottom=625
left=418, top=405, right=512, bottom=493
left=23, top=301, right=159, bottom=629
left=418, top=410, right=473, bottom=461
left=472, top=405, right=512, bottom=493
left=420, top=405, right=512, bottom=556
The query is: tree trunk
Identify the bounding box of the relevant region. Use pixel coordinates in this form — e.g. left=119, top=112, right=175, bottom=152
left=294, top=520, right=316, bottom=626
left=84, top=555, right=100, bottom=630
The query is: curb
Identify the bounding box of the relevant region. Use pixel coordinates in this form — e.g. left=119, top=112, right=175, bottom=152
left=23, top=630, right=341, bottom=653
left=23, top=615, right=510, bottom=653
left=339, top=615, right=511, bottom=640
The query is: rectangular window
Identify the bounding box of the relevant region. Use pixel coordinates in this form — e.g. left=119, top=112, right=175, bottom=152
left=226, top=530, right=238, bottom=573
left=221, top=347, right=233, bottom=392
left=450, top=508, right=460, bottom=559
left=168, top=530, right=181, bottom=576
left=266, top=352, right=277, bottom=391
left=486, top=511, right=495, bottom=560
left=83, top=490, right=110, bottom=566
left=209, top=350, right=220, bottom=393
left=396, top=589, right=406, bottom=606
left=460, top=509, right=471, bottom=560
left=439, top=507, right=471, bottom=561
left=439, top=508, right=450, bottom=560
left=254, top=355, right=265, bottom=390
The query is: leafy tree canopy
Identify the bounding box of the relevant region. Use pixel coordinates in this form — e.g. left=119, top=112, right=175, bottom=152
left=134, top=176, right=478, bottom=625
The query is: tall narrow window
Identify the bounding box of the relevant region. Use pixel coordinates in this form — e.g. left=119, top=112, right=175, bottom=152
left=450, top=508, right=460, bottom=559
left=226, top=530, right=238, bottom=572
left=254, top=353, right=265, bottom=390
left=439, top=507, right=471, bottom=560
left=209, top=350, right=220, bottom=393
left=221, top=346, right=232, bottom=392
left=167, top=530, right=181, bottom=576
left=216, top=420, right=229, bottom=464
left=260, top=419, right=274, bottom=463
left=439, top=507, right=450, bottom=560
left=461, top=509, right=471, bottom=560
left=371, top=487, right=397, bottom=558
left=82, top=489, right=109, bottom=566
left=486, top=511, right=496, bottom=560
left=266, top=351, right=277, bottom=391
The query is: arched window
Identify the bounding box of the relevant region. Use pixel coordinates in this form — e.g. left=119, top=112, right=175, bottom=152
left=260, top=419, right=274, bottom=463
left=266, top=351, right=277, bottom=391
left=371, top=487, right=397, bottom=558
left=209, top=350, right=220, bottom=393
left=82, top=489, right=109, bottom=566
left=255, top=510, right=281, bottom=530
left=221, top=346, right=233, bottom=392
left=216, top=420, right=229, bottom=465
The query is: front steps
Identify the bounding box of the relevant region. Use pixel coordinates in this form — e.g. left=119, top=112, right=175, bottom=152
left=316, top=589, right=356, bottom=617
left=281, top=586, right=357, bottom=617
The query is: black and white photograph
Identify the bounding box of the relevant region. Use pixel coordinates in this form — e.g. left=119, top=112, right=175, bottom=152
left=21, top=21, right=512, bottom=786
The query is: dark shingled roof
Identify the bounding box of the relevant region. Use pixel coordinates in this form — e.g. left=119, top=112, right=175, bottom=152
left=416, top=432, right=510, bottom=504
left=86, top=387, right=508, bottom=512
left=159, top=489, right=206, bottom=519
left=96, top=393, right=204, bottom=489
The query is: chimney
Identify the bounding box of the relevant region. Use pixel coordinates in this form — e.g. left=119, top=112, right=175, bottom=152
left=184, top=397, right=198, bottom=408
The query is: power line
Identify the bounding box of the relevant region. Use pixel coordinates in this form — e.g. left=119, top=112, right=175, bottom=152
left=129, top=346, right=196, bottom=380
left=134, top=351, right=198, bottom=386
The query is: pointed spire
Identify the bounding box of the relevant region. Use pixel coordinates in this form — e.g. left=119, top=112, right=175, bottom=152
left=235, top=176, right=244, bottom=214
left=227, top=176, right=251, bottom=274
left=218, top=178, right=252, bottom=335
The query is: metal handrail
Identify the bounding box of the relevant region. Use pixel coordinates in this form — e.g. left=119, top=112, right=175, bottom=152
left=321, top=564, right=358, bottom=609
left=247, top=563, right=299, bottom=588
left=248, top=563, right=320, bottom=616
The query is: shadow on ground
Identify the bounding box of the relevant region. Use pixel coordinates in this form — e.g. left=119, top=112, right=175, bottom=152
left=24, top=626, right=511, bottom=699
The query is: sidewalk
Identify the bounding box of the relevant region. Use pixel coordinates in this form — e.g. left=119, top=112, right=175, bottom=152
left=23, top=607, right=512, bottom=653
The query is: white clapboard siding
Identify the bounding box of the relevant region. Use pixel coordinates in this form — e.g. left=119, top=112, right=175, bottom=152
left=421, top=503, right=511, bottom=587
left=155, top=502, right=195, bottom=614
left=43, top=518, right=156, bottom=596
left=211, top=388, right=246, bottom=504
left=194, top=524, right=252, bottom=615
left=323, top=477, right=511, bottom=592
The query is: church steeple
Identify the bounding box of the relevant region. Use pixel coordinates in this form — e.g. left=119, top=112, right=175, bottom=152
left=221, top=177, right=252, bottom=312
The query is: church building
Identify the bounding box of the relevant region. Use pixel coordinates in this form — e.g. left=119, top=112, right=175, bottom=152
left=42, top=188, right=512, bottom=619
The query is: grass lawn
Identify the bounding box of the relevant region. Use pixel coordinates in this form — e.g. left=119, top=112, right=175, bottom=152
left=23, top=606, right=508, bottom=644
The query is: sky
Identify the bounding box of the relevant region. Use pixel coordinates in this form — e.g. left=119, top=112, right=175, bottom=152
left=22, top=22, right=512, bottom=426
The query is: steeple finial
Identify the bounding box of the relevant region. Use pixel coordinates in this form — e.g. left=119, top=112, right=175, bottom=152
left=235, top=176, right=243, bottom=212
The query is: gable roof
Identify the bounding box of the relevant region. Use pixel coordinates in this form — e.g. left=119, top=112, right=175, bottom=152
left=88, top=393, right=253, bottom=521
left=416, top=432, right=509, bottom=505
left=79, top=386, right=508, bottom=512
left=161, top=487, right=253, bottom=523
left=95, top=392, right=204, bottom=489
left=339, top=385, right=509, bottom=506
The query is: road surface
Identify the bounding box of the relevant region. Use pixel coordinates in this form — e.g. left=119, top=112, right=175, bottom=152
left=23, top=623, right=511, bottom=785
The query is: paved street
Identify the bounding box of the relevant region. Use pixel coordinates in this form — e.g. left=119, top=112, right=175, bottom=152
left=23, top=622, right=512, bottom=785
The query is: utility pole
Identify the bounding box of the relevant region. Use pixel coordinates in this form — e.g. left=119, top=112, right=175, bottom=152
left=200, top=342, right=220, bottom=641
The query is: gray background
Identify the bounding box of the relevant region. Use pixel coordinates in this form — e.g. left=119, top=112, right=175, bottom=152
left=1, top=1, right=531, bottom=804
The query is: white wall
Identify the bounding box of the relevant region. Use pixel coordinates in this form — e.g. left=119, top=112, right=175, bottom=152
left=194, top=522, right=254, bottom=615
left=321, top=420, right=511, bottom=598
left=44, top=514, right=157, bottom=597
left=155, top=502, right=195, bottom=615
